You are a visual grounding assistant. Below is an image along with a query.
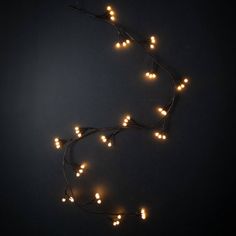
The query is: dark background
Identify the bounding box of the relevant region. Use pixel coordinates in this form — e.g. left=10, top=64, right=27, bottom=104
left=0, top=0, right=235, bottom=235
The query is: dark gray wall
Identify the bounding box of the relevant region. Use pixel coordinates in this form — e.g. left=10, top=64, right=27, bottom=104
left=0, top=0, right=234, bottom=235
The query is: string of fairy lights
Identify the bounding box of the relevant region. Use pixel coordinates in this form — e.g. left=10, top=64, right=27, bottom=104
left=53, top=4, right=189, bottom=227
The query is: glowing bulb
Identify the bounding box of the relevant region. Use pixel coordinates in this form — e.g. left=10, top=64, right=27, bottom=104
left=76, top=172, right=80, bottom=177
left=115, top=42, right=121, bottom=48
left=101, top=135, right=107, bottom=143
left=113, top=222, right=117, bottom=226
left=108, top=142, right=112, bottom=147
left=79, top=169, right=83, bottom=173
left=61, top=198, right=66, bottom=202
left=145, top=72, right=150, bottom=77
left=155, top=132, right=159, bottom=137
left=158, top=134, right=162, bottom=139
left=123, top=122, right=127, bottom=127
left=80, top=164, right=85, bottom=169
left=162, top=135, right=167, bottom=140
left=97, top=199, right=102, bottom=204
left=117, top=215, right=122, bottom=219
left=158, top=107, right=163, bottom=112
left=116, top=221, right=120, bottom=225
left=177, top=86, right=182, bottom=91
left=122, top=42, right=127, bottom=47
left=161, top=110, right=167, bottom=116
left=110, top=10, right=115, bottom=16
left=69, top=197, right=74, bottom=202
left=181, top=84, right=185, bottom=88
left=126, top=115, right=131, bottom=120
left=54, top=138, right=59, bottom=142
left=110, top=16, right=115, bottom=21
left=184, top=78, right=189, bottom=83
left=150, top=44, right=155, bottom=49
left=126, top=39, right=130, bottom=44
left=95, top=193, right=100, bottom=199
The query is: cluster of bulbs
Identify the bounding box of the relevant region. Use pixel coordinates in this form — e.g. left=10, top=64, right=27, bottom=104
left=154, top=131, right=167, bottom=140
left=177, top=78, right=189, bottom=92
left=75, top=163, right=86, bottom=178
left=95, top=193, right=102, bottom=205
left=157, top=107, right=168, bottom=116
left=122, top=115, right=131, bottom=127
left=62, top=196, right=74, bottom=203
left=100, top=135, right=112, bottom=148
left=145, top=72, right=158, bottom=80
left=54, top=138, right=61, bottom=149
left=141, top=208, right=147, bottom=220
left=115, top=39, right=131, bottom=49
left=106, top=5, right=116, bottom=22
left=112, top=214, right=122, bottom=226
left=149, top=36, right=157, bottom=50
left=74, top=126, right=82, bottom=138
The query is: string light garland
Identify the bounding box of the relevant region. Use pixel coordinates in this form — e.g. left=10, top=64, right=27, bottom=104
left=53, top=3, right=190, bottom=227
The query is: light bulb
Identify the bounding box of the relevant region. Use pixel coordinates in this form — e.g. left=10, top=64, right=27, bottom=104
left=162, top=135, right=167, bottom=140
left=155, top=132, right=159, bottom=137
left=150, top=44, right=155, bottom=49
left=177, top=85, right=182, bottom=91
left=115, top=42, right=121, bottom=48
left=106, top=6, right=112, bottom=11
left=126, top=39, right=130, bottom=44
left=123, top=122, right=127, bottom=127
left=54, top=138, right=59, bottom=142
left=80, top=164, right=85, bottom=169
left=79, top=169, right=83, bottom=173
left=76, top=172, right=80, bottom=177
left=108, top=142, right=112, bottom=147
left=109, top=10, right=115, bottom=16
left=116, top=221, right=120, bottom=225
left=181, top=84, right=185, bottom=88
left=110, top=16, right=115, bottom=21
left=126, top=115, right=131, bottom=120
left=117, top=215, right=122, bottom=219
left=113, top=222, right=117, bottom=226
left=122, top=42, right=127, bottom=47
left=97, top=199, right=102, bottom=204
left=61, top=198, right=66, bottom=202
left=184, top=78, right=189, bottom=83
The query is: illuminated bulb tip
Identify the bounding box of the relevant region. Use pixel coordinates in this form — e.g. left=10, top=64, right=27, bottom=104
left=116, top=221, right=120, bottom=225
left=162, top=135, right=167, bottom=140
left=145, top=72, right=150, bottom=77
left=75, top=126, right=79, bottom=131
left=158, top=134, right=162, bottom=139
left=122, top=42, right=127, bottom=47
left=126, top=115, right=131, bottom=120
left=109, top=10, right=115, bottom=16
left=117, top=215, right=122, bottom=219
left=126, top=39, right=130, bottom=44
left=97, top=199, right=102, bottom=204
left=108, top=142, right=112, bottom=147
left=158, top=107, right=163, bottom=112
left=110, top=16, right=115, bottom=21
left=151, top=36, right=156, bottom=43
left=150, top=44, right=155, bottom=49
left=115, top=42, right=121, bottom=48
left=54, top=138, right=59, bottom=142
left=62, top=198, right=66, bottom=202
left=184, top=78, right=189, bottom=83
left=76, top=172, right=80, bottom=177
left=181, top=84, right=185, bottom=88
left=123, top=122, right=127, bottom=127
left=155, top=132, right=159, bottom=137
left=80, top=164, right=85, bottom=169
left=95, top=193, right=100, bottom=199
left=177, top=86, right=182, bottom=91
left=79, top=169, right=83, bottom=173
left=106, top=6, right=112, bottom=11
left=113, top=222, right=117, bottom=226
left=141, top=208, right=147, bottom=220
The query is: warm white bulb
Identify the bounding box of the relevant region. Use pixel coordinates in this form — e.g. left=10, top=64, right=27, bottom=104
left=54, top=138, right=59, bottom=142
left=62, top=198, right=66, bottom=202
left=123, top=122, right=127, bottom=127
left=155, top=132, right=159, bottom=137
left=177, top=86, right=182, bottom=91
left=126, top=39, right=130, bottom=44
left=108, top=142, right=112, bottom=147
left=141, top=208, right=146, bottom=220
left=79, top=169, right=83, bottom=174
left=76, top=172, right=80, bottom=177
left=115, top=42, right=121, bottom=48
left=150, top=44, right=155, bottom=49
left=110, top=16, right=115, bottom=21
left=97, top=199, right=102, bottom=204
left=145, top=72, right=150, bottom=77
left=80, top=164, right=85, bottom=169
left=113, top=222, right=117, bottom=226
left=126, top=115, right=131, bottom=120
left=117, top=215, right=122, bottom=219
left=107, top=6, right=112, bottom=11
left=122, top=42, right=127, bottom=47
left=181, top=84, right=185, bottom=88
left=109, top=10, right=115, bottom=16
left=184, top=78, right=189, bottom=83
left=151, top=36, right=156, bottom=43
left=158, top=107, right=163, bottom=112
left=161, top=110, right=167, bottom=116
left=162, top=135, right=167, bottom=140
left=95, top=193, right=100, bottom=199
